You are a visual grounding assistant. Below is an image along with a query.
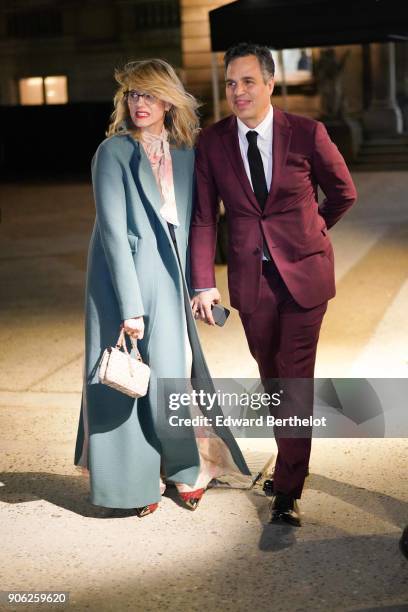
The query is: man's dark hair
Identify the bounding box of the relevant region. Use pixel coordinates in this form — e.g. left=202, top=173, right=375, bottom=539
left=224, top=42, right=275, bottom=81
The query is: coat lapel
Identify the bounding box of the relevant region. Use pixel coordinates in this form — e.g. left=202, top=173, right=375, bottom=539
left=220, top=116, right=261, bottom=213
left=169, top=147, right=191, bottom=272
left=127, top=135, right=193, bottom=275
left=128, top=136, right=173, bottom=240
left=265, top=108, right=292, bottom=213
left=128, top=136, right=190, bottom=235
left=170, top=146, right=190, bottom=230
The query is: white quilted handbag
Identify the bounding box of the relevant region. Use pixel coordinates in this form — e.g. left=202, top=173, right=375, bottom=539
left=99, top=328, right=150, bottom=398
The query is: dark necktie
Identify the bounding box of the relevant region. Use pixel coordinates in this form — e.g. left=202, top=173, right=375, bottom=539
left=246, top=130, right=268, bottom=209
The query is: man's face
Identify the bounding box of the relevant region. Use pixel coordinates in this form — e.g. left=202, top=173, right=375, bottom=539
left=225, top=55, right=274, bottom=128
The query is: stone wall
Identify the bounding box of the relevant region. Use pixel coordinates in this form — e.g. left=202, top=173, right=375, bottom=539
left=180, top=0, right=229, bottom=119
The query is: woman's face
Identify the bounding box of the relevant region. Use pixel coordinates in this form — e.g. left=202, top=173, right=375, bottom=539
left=126, top=90, right=171, bottom=135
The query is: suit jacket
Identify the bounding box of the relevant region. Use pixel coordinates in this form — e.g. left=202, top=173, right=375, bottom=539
left=190, top=108, right=357, bottom=313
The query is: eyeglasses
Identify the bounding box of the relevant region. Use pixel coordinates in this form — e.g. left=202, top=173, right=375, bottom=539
left=125, top=90, right=158, bottom=105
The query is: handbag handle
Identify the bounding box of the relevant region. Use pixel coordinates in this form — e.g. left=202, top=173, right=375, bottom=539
left=116, top=328, right=144, bottom=363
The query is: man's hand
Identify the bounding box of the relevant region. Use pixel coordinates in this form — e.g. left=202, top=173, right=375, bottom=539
left=122, top=316, right=144, bottom=339
left=191, top=288, right=221, bottom=326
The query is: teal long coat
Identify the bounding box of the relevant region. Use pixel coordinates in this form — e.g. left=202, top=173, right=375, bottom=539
left=74, top=134, right=250, bottom=509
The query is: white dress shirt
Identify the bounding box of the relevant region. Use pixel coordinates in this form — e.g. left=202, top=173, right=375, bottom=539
left=237, top=104, right=273, bottom=191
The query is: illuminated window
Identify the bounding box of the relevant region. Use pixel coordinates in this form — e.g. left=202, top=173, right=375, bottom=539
left=44, top=76, right=68, bottom=104
left=19, top=77, right=44, bottom=105
left=274, top=49, right=313, bottom=85
left=18, top=76, right=68, bottom=105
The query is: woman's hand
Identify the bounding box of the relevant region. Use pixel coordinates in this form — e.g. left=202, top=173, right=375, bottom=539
left=122, top=317, right=144, bottom=339
left=191, top=288, right=221, bottom=326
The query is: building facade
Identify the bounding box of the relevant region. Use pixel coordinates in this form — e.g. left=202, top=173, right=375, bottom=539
left=0, top=0, right=407, bottom=174
left=0, top=0, right=182, bottom=105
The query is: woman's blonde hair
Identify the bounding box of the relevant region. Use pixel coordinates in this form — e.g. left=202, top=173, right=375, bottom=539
left=107, top=59, right=200, bottom=148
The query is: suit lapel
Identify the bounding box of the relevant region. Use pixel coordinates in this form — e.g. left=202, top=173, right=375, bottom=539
left=265, top=108, right=292, bottom=213
left=220, top=116, right=261, bottom=213
left=219, top=111, right=292, bottom=213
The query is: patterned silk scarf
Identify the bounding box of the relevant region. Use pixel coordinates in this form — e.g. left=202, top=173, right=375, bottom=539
left=141, top=127, right=179, bottom=226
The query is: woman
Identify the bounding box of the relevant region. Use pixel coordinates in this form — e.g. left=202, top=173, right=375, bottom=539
left=74, top=59, right=250, bottom=516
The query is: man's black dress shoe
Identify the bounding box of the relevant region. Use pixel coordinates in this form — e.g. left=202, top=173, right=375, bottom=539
left=400, top=525, right=408, bottom=559
left=269, top=493, right=301, bottom=527
left=262, top=467, right=310, bottom=497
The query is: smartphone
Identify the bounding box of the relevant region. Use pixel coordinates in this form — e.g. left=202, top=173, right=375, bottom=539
left=211, top=304, right=230, bottom=327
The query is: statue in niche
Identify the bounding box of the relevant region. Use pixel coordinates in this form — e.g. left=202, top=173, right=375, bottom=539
left=315, top=47, right=350, bottom=120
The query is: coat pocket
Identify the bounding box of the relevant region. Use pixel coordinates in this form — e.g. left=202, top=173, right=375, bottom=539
left=295, top=233, right=327, bottom=260
left=127, top=234, right=139, bottom=253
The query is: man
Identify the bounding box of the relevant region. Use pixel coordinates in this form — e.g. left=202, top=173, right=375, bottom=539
left=190, top=43, right=357, bottom=526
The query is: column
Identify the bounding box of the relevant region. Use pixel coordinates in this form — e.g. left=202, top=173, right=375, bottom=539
left=363, top=42, right=403, bottom=136
left=395, top=41, right=408, bottom=131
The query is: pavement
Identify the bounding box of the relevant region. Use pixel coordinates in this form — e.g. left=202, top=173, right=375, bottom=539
left=0, top=172, right=408, bottom=611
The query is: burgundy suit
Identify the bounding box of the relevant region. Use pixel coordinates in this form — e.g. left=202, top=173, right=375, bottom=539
left=190, top=108, right=357, bottom=498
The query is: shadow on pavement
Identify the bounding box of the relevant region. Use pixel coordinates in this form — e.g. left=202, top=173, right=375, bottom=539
left=241, top=472, right=408, bottom=553
left=1, top=469, right=407, bottom=534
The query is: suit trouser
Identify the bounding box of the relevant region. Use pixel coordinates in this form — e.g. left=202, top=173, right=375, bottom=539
left=239, top=260, right=327, bottom=498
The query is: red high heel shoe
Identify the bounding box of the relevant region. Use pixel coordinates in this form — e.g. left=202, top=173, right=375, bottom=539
left=178, top=488, right=205, bottom=511
left=135, top=503, right=158, bottom=518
